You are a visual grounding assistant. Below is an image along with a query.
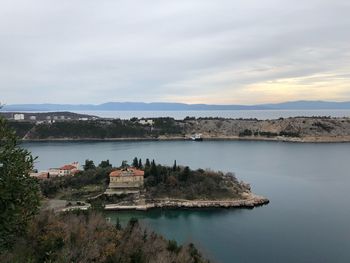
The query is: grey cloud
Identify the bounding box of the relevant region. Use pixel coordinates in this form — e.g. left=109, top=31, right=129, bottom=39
left=0, top=0, right=349, bottom=104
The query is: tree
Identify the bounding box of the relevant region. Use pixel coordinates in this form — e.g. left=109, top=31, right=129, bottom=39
left=150, top=160, right=157, bottom=175
left=173, top=160, right=177, bottom=171
left=132, top=157, right=139, bottom=168
left=121, top=160, right=128, bottom=169
left=83, top=159, right=95, bottom=171
left=98, top=159, right=112, bottom=168
left=0, top=117, right=40, bottom=250
left=180, top=166, right=190, bottom=181
left=138, top=158, right=142, bottom=169
left=145, top=158, right=150, bottom=168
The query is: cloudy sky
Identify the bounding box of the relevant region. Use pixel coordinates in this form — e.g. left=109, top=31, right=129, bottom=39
left=1, top=0, right=349, bottom=104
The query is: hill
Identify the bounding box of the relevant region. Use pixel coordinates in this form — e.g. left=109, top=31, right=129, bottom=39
left=2, top=100, right=350, bottom=111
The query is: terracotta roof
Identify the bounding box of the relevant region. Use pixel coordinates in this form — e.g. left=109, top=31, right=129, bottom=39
left=110, top=168, right=144, bottom=177
left=60, top=165, right=77, bottom=170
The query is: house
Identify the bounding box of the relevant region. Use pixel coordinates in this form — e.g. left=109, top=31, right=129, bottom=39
left=14, top=114, right=24, bottom=121
left=48, top=168, right=60, bottom=177
left=105, top=167, right=144, bottom=195
left=58, top=162, right=80, bottom=176
left=139, top=119, right=154, bottom=125
left=29, top=115, right=36, bottom=121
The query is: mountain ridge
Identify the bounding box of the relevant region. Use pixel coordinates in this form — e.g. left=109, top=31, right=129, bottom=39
left=2, top=100, right=350, bottom=111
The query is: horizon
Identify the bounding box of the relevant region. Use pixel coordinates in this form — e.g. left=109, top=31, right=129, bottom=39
left=1, top=0, right=350, bottom=104
left=2, top=99, right=350, bottom=107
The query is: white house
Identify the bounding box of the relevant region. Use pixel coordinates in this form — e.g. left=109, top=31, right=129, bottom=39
left=14, top=114, right=24, bottom=120
left=139, top=119, right=154, bottom=125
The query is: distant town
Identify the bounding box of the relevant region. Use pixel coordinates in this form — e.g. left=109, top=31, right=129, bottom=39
left=0, top=111, right=98, bottom=123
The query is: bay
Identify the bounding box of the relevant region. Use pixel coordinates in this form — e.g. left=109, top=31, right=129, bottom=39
left=23, top=140, right=350, bottom=263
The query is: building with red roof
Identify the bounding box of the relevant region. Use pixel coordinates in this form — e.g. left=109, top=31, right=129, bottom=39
left=106, top=167, right=144, bottom=195
left=58, top=162, right=80, bottom=176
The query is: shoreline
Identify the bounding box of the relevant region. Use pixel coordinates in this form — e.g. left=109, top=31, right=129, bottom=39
left=21, top=135, right=350, bottom=143
left=60, top=193, right=269, bottom=212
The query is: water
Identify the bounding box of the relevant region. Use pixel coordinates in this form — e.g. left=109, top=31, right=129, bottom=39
left=72, top=109, right=350, bottom=120
left=23, top=141, right=350, bottom=263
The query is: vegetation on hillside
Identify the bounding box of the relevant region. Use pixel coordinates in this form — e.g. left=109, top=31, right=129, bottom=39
left=8, top=116, right=349, bottom=141
left=141, top=159, right=249, bottom=200
left=39, top=157, right=250, bottom=202
left=0, top=117, right=209, bottom=262
left=33, top=120, right=149, bottom=139
left=1, top=210, right=208, bottom=263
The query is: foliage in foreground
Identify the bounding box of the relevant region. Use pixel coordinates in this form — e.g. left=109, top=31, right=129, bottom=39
left=0, top=210, right=209, bottom=263
left=0, top=117, right=41, bottom=250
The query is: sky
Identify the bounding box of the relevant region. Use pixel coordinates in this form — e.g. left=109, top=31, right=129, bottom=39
left=1, top=0, right=350, bottom=105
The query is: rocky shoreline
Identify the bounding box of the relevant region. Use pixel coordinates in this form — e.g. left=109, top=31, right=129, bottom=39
left=60, top=193, right=269, bottom=212
left=105, top=194, right=269, bottom=211
left=22, top=135, right=350, bottom=143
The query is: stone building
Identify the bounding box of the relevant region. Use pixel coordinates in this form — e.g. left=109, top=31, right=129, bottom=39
left=105, top=167, right=144, bottom=195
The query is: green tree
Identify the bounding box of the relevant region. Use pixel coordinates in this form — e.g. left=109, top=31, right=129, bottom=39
left=132, top=157, right=139, bottom=168
left=121, top=160, right=128, bottom=169
left=0, top=117, right=40, bottom=250
left=83, top=159, right=95, bottom=170
left=138, top=158, right=142, bottom=169
left=150, top=160, right=157, bottom=175
left=173, top=160, right=177, bottom=171
left=180, top=166, right=190, bottom=181
left=98, top=159, right=112, bottom=168
left=145, top=158, right=150, bottom=168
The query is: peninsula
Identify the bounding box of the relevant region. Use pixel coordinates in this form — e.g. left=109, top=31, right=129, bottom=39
left=37, top=158, right=269, bottom=212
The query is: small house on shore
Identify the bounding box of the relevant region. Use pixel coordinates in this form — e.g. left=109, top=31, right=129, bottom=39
left=30, top=162, right=80, bottom=179
left=58, top=162, right=80, bottom=176
left=105, top=167, right=144, bottom=195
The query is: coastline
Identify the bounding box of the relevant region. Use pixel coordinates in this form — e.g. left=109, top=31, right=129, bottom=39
left=60, top=193, right=269, bottom=212
left=21, top=135, right=350, bottom=143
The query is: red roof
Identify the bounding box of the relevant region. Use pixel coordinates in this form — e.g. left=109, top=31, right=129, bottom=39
left=110, top=168, right=144, bottom=177
left=60, top=165, right=77, bottom=170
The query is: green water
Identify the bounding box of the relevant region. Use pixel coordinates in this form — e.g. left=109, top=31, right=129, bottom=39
left=24, top=140, right=350, bottom=262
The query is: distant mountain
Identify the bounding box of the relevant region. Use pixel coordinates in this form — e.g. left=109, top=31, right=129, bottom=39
left=2, top=101, right=350, bottom=111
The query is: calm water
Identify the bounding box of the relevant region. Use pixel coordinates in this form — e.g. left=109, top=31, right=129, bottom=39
left=23, top=141, right=350, bottom=263
left=73, top=109, right=350, bottom=120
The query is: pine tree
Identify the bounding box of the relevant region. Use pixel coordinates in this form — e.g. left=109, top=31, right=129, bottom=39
left=180, top=166, right=190, bottom=181
left=173, top=160, right=177, bottom=171
left=138, top=158, right=142, bottom=169
left=121, top=160, right=128, bottom=168
left=145, top=158, right=151, bottom=168
left=99, top=159, right=112, bottom=168
left=84, top=159, right=96, bottom=170
left=150, top=160, right=157, bottom=176
left=132, top=157, right=139, bottom=168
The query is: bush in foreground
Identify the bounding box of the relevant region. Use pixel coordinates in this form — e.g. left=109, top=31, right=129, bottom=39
left=0, top=210, right=209, bottom=263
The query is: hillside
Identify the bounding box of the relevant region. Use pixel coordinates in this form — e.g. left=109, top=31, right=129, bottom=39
left=183, top=117, right=350, bottom=142
left=8, top=116, right=350, bottom=142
